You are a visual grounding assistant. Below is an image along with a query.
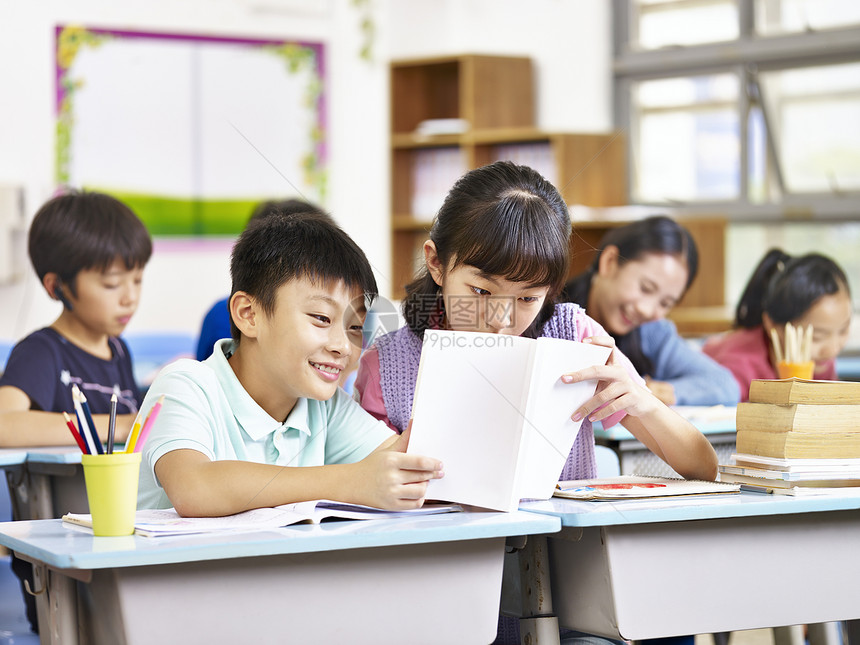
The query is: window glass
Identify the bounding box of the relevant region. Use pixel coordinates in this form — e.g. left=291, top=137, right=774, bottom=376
left=635, top=0, right=738, bottom=50
left=756, top=0, right=860, bottom=35
left=634, top=75, right=740, bottom=201
left=760, top=63, right=860, bottom=192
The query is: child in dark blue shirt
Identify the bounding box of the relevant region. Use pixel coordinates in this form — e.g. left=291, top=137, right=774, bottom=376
left=0, top=189, right=152, bottom=632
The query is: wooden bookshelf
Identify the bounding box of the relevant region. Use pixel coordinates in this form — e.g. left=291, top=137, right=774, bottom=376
left=388, top=55, right=727, bottom=335
left=390, top=54, right=627, bottom=299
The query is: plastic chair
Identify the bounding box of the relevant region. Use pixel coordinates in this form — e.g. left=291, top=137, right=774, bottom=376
left=594, top=445, right=621, bottom=477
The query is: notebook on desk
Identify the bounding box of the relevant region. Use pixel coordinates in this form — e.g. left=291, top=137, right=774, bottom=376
left=554, top=475, right=740, bottom=501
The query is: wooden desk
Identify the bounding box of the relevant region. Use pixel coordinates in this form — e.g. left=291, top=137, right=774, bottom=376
left=516, top=492, right=860, bottom=641
left=0, top=511, right=559, bottom=645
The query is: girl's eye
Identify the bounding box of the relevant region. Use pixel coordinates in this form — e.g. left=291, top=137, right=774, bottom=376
left=312, top=314, right=331, bottom=324
left=471, top=286, right=491, bottom=296
left=520, top=296, right=539, bottom=303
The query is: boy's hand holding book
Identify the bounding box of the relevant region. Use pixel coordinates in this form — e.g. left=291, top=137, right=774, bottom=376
left=354, top=423, right=443, bottom=510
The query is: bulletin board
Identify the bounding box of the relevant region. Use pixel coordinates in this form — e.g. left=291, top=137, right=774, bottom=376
left=55, top=25, right=327, bottom=235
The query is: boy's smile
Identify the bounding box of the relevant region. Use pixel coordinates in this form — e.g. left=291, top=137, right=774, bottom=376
left=229, top=276, right=366, bottom=422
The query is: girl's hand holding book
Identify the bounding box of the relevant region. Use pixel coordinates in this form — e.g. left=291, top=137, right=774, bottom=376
left=563, top=336, right=661, bottom=423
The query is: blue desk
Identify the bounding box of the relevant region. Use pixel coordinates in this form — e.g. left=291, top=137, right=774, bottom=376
left=837, top=355, right=860, bottom=381
left=4, top=448, right=88, bottom=523
left=595, top=405, right=737, bottom=476
left=0, top=511, right=559, bottom=645
left=516, top=492, right=860, bottom=641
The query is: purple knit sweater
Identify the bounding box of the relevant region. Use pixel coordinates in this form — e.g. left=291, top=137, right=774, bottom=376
left=375, top=303, right=597, bottom=481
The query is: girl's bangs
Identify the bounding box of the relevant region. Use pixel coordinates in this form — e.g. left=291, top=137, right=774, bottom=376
left=455, top=213, right=568, bottom=289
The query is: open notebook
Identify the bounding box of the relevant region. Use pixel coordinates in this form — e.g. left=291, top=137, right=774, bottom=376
left=63, top=500, right=462, bottom=537
left=554, top=475, right=740, bottom=501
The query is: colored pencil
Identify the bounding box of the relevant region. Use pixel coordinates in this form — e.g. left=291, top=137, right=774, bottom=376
left=71, top=386, right=98, bottom=455
left=76, top=387, right=104, bottom=454
left=125, top=409, right=144, bottom=453
left=107, top=393, right=117, bottom=454
left=63, top=411, right=89, bottom=454
left=133, top=395, right=165, bottom=453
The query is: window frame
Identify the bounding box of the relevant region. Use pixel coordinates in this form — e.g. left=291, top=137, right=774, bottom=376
left=613, top=0, right=860, bottom=220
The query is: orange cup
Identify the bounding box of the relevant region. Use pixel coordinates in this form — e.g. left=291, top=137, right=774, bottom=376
left=776, top=360, right=814, bottom=380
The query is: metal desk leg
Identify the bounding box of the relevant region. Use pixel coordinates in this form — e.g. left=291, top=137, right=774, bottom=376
left=808, top=622, right=843, bottom=645
left=517, top=535, right=560, bottom=645
left=32, top=563, right=79, bottom=645
left=5, top=465, right=54, bottom=520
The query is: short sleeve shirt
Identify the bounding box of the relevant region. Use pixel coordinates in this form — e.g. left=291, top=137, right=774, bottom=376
left=138, top=339, right=395, bottom=509
left=0, top=327, right=141, bottom=415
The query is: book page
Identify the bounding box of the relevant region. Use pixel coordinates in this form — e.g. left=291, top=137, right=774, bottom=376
left=62, top=501, right=462, bottom=537
left=515, top=338, right=611, bottom=500
left=408, top=330, right=534, bottom=512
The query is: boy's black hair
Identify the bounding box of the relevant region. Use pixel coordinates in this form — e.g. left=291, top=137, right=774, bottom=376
left=28, top=190, right=153, bottom=298
left=248, top=197, right=326, bottom=224
left=229, top=210, right=378, bottom=342
left=561, top=215, right=698, bottom=376
left=735, top=249, right=850, bottom=328
left=403, top=161, right=571, bottom=338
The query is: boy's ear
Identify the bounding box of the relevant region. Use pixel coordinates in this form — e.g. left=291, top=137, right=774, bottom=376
left=423, top=240, right=444, bottom=287
left=230, top=291, right=259, bottom=338
left=597, top=245, right=621, bottom=277
left=43, top=273, right=74, bottom=310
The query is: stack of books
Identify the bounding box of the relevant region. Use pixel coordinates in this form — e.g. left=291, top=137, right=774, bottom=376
left=719, top=378, right=860, bottom=495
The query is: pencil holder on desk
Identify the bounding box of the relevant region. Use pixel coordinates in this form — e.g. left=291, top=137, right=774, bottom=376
left=81, top=452, right=141, bottom=536
left=776, top=360, right=814, bottom=380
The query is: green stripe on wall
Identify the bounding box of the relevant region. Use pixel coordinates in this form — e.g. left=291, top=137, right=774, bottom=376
left=91, top=191, right=261, bottom=236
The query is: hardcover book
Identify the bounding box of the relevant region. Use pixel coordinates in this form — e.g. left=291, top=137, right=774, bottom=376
left=748, top=378, right=860, bottom=405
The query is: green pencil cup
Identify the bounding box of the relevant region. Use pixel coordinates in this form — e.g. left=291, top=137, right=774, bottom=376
left=81, top=452, right=142, bottom=536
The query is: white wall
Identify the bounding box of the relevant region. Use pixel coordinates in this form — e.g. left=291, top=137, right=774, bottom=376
left=0, top=0, right=611, bottom=344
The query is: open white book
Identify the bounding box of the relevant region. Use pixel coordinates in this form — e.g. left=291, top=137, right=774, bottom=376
left=408, top=329, right=612, bottom=512
left=62, top=500, right=461, bottom=538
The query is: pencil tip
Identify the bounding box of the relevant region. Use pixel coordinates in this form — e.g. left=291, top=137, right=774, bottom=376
left=111, top=392, right=117, bottom=402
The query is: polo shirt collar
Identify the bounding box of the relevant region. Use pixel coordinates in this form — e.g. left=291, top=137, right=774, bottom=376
left=208, top=339, right=313, bottom=440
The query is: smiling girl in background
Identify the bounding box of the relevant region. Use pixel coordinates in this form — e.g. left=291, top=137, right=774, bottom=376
left=704, top=249, right=853, bottom=401
left=562, top=216, right=740, bottom=407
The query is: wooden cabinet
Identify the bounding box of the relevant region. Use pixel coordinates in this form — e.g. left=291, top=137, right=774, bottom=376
left=390, top=54, right=627, bottom=300
left=388, top=55, right=727, bottom=335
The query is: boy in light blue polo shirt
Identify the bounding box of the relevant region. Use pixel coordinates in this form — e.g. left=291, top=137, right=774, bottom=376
left=138, top=210, right=443, bottom=515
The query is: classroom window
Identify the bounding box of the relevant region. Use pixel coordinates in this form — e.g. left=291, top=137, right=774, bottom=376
left=633, top=0, right=739, bottom=50
left=616, top=0, right=860, bottom=218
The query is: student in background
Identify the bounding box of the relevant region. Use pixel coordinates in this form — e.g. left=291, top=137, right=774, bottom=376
left=0, top=189, right=152, bottom=633
left=354, top=161, right=717, bottom=645
left=195, top=198, right=326, bottom=361
left=561, top=216, right=740, bottom=407
left=704, top=249, right=852, bottom=401
left=0, top=190, right=150, bottom=445
left=137, top=210, right=442, bottom=514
